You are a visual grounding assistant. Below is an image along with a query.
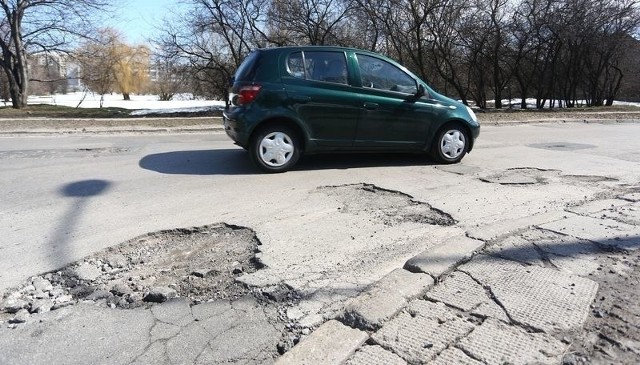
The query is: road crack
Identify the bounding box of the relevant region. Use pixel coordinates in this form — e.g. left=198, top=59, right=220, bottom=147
left=457, top=269, right=543, bottom=334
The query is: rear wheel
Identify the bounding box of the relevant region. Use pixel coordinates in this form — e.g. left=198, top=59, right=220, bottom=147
left=431, top=123, right=469, bottom=164
left=250, top=124, right=301, bottom=173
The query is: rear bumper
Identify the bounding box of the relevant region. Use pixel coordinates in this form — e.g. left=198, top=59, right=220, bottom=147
left=223, top=111, right=250, bottom=149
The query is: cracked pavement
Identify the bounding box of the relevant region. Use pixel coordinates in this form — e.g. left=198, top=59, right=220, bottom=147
left=1, top=122, right=640, bottom=364
left=0, top=296, right=280, bottom=365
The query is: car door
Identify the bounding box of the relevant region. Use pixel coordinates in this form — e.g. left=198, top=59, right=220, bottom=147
left=282, top=50, right=361, bottom=148
left=354, top=53, right=440, bottom=149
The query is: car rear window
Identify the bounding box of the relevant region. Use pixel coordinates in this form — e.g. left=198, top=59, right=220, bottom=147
left=234, top=51, right=261, bottom=82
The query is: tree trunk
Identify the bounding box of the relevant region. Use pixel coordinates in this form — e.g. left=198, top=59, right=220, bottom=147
left=123, top=93, right=130, bottom=100
left=5, top=68, right=26, bottom=109
left=9, top=9, right=29, bottom=109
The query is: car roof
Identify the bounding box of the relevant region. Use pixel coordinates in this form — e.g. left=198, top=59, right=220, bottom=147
left=255, top=46, right=398, bottom=64
left=255, top=46, right=380, bottom=56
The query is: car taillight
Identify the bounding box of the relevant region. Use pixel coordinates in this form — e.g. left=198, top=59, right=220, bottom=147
left=237, top=85, right=262, bottom=105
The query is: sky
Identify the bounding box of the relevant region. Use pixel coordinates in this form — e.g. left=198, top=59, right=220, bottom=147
left=108, top=0, right=185, bottom=44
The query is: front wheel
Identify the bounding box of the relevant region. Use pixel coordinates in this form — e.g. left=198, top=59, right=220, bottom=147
left=250, top=124, right=301, bottom=173
left=431, top=123, right=469, bottom=164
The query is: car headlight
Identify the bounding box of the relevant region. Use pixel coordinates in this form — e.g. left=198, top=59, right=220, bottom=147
left=466, top=106, right=478, bottom=123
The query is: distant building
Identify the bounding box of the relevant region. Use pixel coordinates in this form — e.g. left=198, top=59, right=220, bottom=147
left=28, top=51, right=84, bottom=95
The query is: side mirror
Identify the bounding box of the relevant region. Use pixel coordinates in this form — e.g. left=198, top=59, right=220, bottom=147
left=416, top=84, right=426, bottom=97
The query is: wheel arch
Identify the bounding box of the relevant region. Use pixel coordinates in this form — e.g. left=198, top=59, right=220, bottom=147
left=249, top=117, right=308, bottom=153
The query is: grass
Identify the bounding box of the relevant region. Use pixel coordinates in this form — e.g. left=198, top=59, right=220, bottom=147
left=0, top=104, right=132, bottom=118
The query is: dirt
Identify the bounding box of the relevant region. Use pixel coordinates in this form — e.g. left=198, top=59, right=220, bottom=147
left=484, top=223, right=640, bottom=365
left=563, top=249, right=640, bottom=364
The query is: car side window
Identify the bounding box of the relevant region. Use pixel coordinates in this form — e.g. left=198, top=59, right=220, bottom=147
left=357, top=54, right=417, bottom=94
left=287, top=52, right=305, bottom=79
left=286, top=51, right=348, bottom=85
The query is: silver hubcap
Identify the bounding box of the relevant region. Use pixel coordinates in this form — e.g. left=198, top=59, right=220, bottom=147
left=259, top=132, right=294, bottom=167
left=440, top=129, right=466, bottom=159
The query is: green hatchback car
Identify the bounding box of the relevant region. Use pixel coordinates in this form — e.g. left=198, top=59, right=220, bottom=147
left=223, top=46, right=480, bottom=172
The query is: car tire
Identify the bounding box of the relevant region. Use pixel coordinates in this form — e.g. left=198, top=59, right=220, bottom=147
left=431, top=123, right=469, bottom=164
left=250, top=124, right=301, bottom=173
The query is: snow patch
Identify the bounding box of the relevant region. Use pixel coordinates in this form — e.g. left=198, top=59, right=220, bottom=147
left=27, top=92, right=225, bottom=114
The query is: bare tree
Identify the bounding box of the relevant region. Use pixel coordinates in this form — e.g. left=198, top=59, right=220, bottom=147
left=149, top=53, right=190, bottom=101
left=268, top=0, right=356, bottom=45
left=0, top=0, right=112, bottom=108
left=162, top=0, right=639, bottom=109
left=156, top=0, right=274, bottom=101
left=75, top=28, right=120, bottom=108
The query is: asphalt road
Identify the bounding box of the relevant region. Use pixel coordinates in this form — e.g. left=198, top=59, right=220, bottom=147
left=1, top=122, right=639, bottom=297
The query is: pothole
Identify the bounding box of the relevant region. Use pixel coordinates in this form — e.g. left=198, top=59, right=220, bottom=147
left=1, top=224, right=264, bottom=317
left=480, top=167, right=560, bottom=185
left=527, top=142, right=596, bottom=151
left=1, top=223, right=315, bottom=361
left=317, top=183, right=455, bottom=226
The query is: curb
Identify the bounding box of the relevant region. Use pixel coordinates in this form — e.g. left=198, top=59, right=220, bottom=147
left=404, top=236, right=485, bottom=278
left=481, top=118, right=640, bottom=126
left=0, top=125, right=225, bottom=136
left=339, top=269, right=434, bottom=331
left=275, top=320, right=369, bottom=365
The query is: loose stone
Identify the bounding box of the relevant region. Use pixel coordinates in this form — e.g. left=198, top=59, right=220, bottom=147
left=143, top=287, right=177, bottom=303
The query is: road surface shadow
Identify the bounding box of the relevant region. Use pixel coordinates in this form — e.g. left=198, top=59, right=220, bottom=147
left=49, top=179, right=112, bottom=268
left=296, top=153, right=434, bottom=170
left=139, top=149, right=257, bottom=175
left=139, top=149, right=434, bottom=175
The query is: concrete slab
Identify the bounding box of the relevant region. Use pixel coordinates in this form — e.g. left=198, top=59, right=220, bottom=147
left=566, top=199, right=631, bottom=215
left=404, top=236, right=485, bottom=278
left=345, top=345, right=407, bottom=365
left=371, top=300, right=475, bottom=363
left=466, top=211, right=573, bottom=242
left=275, top=320, right=368, bottom=365
left=540, top=215, right=640, bottom=251
left=459, top=255, right=599, bottom=332
left=426, top=271, right=510, bottom=323
left=431, top=347, right=484, bottom=365
left=458, top=319, right=566, bottom=365
left=524, top=229, right=602, bottom=276
left=340, top=269, right=434, bottom=330
left=485, top=234, right=545, bottom=266
left=488, top=229, right=601, bottom=276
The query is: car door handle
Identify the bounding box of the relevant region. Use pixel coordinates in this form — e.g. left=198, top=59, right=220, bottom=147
left=364, top=102, right=379, bottom=110
left=291, top=96, right=311, bottom=103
